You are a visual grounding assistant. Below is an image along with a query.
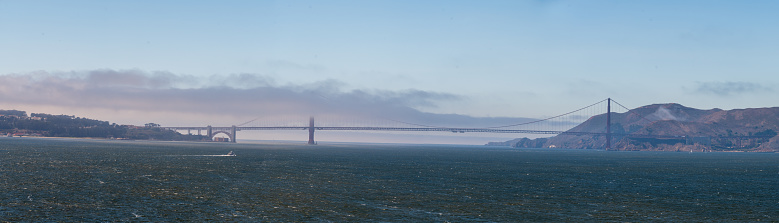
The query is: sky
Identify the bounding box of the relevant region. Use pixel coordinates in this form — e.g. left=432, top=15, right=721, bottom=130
left=1, top=0, right=778, bottom=144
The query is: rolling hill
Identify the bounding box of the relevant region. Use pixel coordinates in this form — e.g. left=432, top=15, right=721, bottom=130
left=492, top=103, right=779, bottom=152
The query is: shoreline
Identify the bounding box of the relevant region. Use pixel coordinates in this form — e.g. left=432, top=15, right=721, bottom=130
left=5, top=136, right=778, bottom=152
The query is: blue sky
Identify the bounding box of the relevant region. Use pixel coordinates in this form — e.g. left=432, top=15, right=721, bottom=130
left=1, top=1, right=778, bottom=143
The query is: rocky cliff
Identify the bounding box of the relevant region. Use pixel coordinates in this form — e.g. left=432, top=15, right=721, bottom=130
left=493, top=104, right=779, bottom=152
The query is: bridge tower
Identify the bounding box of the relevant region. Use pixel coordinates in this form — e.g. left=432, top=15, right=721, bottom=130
left=308, top=116, right=316, bottom=145
left=231, top=125, right=237, bottom=143
left=207, top=125, right=213, bottom=141
left=606, top=98, right=612, bottom=150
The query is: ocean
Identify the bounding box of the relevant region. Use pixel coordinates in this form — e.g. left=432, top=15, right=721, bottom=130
left=1, top=137, right=777, bottom=222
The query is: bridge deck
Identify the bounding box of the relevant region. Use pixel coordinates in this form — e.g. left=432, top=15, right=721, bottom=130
left=166, top=126, right=779, bottom=140
left=163, top=126, right=710, bottom=138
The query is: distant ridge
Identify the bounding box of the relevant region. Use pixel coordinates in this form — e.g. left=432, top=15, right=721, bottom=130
left=490, top=104, right=779, bottom=152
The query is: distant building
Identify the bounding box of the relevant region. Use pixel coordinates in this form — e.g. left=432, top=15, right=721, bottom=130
left=124, top=125, right=144, bottom=129
left=213, top=137, right=230, bottom=142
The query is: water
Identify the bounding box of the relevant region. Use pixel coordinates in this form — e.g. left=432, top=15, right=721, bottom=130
left=1, top=137, right=777, bottom=222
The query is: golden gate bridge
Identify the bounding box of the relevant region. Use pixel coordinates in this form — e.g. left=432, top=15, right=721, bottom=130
left=163, top=98, right=653, bottom=149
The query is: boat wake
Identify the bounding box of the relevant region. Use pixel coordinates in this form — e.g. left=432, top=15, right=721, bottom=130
left=169, top=151, right=236, bottom=157
left=183, top=155, right=236, bottom=157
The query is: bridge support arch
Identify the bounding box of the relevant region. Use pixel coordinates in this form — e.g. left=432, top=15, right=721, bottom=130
left=210, top=130, right=233, bottom=142
left=207, top=125, right=238, bottom=143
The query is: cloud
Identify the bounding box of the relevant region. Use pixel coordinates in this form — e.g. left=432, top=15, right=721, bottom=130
left=648, top=106, right=684, bottom=121
left=693, top=81, right=772, bottom=96
left=0, top=69, right=535, bottom=127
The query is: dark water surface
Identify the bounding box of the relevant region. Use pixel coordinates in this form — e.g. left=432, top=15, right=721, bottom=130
left=1, top=137, right=777, bottom=222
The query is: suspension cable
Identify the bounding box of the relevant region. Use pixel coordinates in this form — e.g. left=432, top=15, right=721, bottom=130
left=356, top=99, right=610, bottom=129
left=382, top=118, right=449, bottom=128
left=611, top=99, right=655, bottom=124
left=236, top=117, right=261, bottom=127
left=234, top=98, right=635, bottom=130
left=484, top=99, right=608, bottom=129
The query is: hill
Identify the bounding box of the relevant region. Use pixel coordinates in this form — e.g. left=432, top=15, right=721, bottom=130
left=0, top=109, right=209, bottom=141
left=490, top=104, right=779, bottom=152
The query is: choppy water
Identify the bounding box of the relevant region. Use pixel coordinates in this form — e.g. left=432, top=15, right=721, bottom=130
left=1, top=137, right=777, bottom=222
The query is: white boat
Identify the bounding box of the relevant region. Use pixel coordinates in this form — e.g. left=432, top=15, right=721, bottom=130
left=227, top=151, right=236, bottom=156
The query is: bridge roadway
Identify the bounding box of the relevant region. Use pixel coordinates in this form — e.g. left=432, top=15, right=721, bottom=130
left=166, top=126, right=575, bottom=134
left=165, top=125, right=589, bottom=143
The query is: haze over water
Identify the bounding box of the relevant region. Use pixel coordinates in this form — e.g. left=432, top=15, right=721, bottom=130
left=1, top=137, right=777, bottom=221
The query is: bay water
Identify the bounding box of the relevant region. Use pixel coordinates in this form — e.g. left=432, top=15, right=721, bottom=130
left=1, top=137, right=777, bottom=222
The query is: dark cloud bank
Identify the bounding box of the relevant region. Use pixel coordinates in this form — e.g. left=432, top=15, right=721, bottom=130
left=0, top=69, right=535, bottom=127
